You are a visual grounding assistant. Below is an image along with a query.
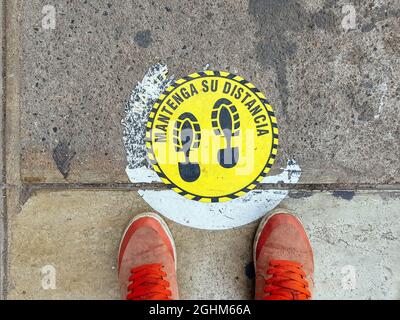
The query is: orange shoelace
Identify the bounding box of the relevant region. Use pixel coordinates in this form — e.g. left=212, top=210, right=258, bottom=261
left=126, top=263, right=172, bottom=300
left=264, top=260, right=311, bottom=300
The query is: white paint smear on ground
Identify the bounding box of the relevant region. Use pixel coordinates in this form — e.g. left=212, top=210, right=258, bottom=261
left=126, top=166, right=161, bottom=183
left=122, top=64, right=173, bottom=171
left=123, top=64, right=301, bottom=229
left=135, top=160, right=301, bottom=230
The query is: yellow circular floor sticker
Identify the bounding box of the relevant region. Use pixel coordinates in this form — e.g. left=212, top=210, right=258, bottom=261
left=146, top=71, right=278, bottom=203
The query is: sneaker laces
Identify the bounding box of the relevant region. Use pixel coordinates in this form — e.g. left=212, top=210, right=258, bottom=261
left=264, top=260, right=311, bottom=300
left=126, top=263, right=172, bottom=300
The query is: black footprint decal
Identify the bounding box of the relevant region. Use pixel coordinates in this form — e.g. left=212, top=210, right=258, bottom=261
left=211, top=98, right=240, bottom=168
left=174, top=112, right=201, bottom=182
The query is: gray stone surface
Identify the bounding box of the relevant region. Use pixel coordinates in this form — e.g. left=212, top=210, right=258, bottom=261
left=3, top=0, right=400, bottom=301
left=0, top=191, right=5, bottom=301
left=7, top=190, right=400, bottom=300
left=18, top=0, right=400, bottom=184
left=0, top=0, right=5, bottom=300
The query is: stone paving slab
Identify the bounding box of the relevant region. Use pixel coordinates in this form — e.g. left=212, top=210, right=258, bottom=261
left=7, top=190, right=400, bottom=300
left=17, top=0, right=400, bottom=185
left=0, top=0, right=5, bottom=300
left=0, top=191, right=5, bottom=301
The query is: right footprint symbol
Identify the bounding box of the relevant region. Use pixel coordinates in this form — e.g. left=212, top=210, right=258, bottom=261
left=211, top=98, right=240, bottom=168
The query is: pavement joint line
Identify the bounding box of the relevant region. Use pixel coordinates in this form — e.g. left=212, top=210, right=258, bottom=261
left=14, top=183, right=400, bottom=192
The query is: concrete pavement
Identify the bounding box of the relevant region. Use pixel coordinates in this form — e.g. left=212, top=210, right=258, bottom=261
left=17, top=0, right=400, bottom=185
left=1, top=0, right=400, bottom=300
left=7, top=190, right=400, bottom=300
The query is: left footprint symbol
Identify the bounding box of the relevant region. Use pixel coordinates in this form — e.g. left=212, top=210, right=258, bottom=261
left=173, top=112, right=201, bottom=182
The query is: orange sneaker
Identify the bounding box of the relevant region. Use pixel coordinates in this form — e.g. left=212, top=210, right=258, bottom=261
left=118, top=212, right=179, bottom=300
left=253, top=209, right=314, bottom=300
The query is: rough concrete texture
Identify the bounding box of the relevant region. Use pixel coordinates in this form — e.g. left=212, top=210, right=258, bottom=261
left=0, top=190, right=5, bottom=300
left=0, top=0, right=5, bottom=300
left=7, top=190, right=400, bottom=300
left=18, top=0, right=400, bottom=184
left=3, top=0, right=400, bottom=301
left=0, top=187, right=4, bottom=301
